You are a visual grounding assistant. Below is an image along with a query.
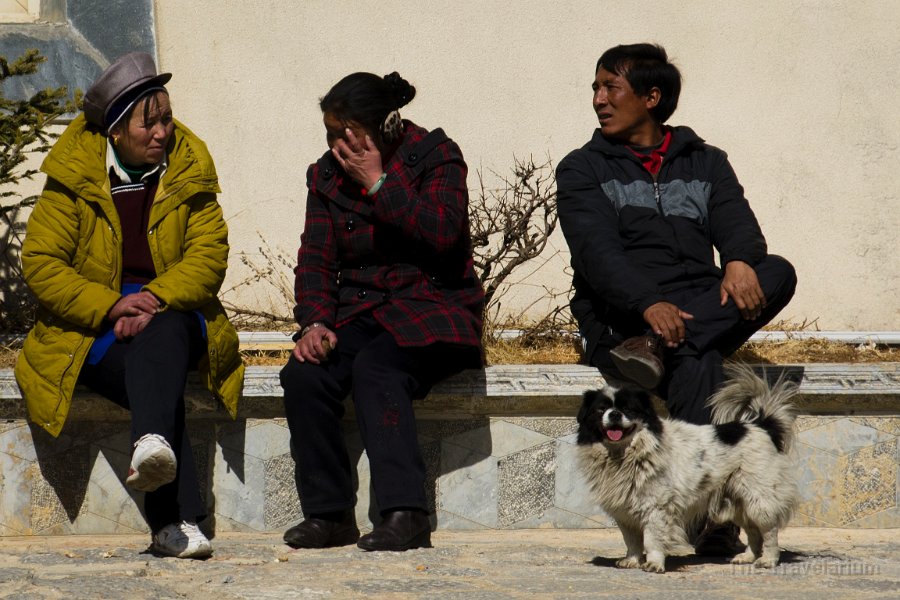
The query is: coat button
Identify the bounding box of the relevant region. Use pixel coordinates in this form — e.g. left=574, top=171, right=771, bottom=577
left=323, top=167, right=335, bottom=179
left=357, top=290, right=367, bottom=299
left=345, top=218, right=355, bottom=231
left=408, top=152, right=418, bottom=162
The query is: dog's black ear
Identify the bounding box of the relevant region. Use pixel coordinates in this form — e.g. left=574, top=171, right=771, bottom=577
left=577, top=390, right=600, bottom=424
left=624, top=387, right=664, bottom=435
left=636, top=388, right=656, bottom=412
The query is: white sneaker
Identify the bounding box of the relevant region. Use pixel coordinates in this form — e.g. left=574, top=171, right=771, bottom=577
left=126, top=433, right=177, bottom=492
left=151, top=521, right=213, bottom=558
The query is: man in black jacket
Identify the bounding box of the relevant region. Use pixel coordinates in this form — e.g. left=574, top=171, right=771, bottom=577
left=557, top=41, right=798, bottom=558
left=557, top=43, right=797, bottom=427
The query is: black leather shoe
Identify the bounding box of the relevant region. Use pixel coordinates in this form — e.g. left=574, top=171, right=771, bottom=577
left=357, top=509, right=432, bottom=552
left=283, top=512, right=360, bottom=548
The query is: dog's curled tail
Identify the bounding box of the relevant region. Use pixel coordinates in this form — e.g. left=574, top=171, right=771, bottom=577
left=707, top=363, right=798, bottom=453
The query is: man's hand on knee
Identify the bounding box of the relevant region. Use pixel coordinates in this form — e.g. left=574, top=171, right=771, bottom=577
left=720, top=260, right=766, bottom=320
left=643, top=302, right=694, bottom=348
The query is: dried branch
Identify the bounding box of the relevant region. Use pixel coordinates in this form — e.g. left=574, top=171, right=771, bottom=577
left=220, top=235, right=295, bottom=329
left=470, top=155, right=571, bottom=342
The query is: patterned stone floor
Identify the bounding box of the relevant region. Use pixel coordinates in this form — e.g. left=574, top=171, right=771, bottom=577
left=1, top=414, right=897, bottom=535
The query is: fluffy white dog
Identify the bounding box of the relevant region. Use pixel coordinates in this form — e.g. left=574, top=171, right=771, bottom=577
left=576, top=365, right=798, bottom=573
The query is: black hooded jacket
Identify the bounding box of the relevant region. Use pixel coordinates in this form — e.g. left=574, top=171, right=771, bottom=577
left=557, top=126, right=767, bottom=357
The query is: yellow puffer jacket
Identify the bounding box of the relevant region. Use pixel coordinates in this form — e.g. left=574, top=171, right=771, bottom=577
left=15, top=114, right=244, bottom=436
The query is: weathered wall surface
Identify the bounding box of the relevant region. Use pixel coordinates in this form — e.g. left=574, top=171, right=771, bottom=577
left=5, top=1, right=899, bottom=330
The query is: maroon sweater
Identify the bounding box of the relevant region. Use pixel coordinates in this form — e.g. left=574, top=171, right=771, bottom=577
left=109, top=169, right=158, bottom=284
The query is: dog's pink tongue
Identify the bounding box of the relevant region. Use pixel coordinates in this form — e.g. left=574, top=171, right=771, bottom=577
left=606, top=429, right=624, bottom=441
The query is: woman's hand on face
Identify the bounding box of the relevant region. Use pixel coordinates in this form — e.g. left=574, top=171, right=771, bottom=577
left=331, top=129, right=384, bottom=189
left=108, top=291, right=160, bottom=321
left=113, top=312, right=154, bottom=340
left=292, top=326, right=338, bottom=365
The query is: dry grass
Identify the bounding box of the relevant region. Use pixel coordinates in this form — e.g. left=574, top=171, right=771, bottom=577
left=486, top=334, right=581, bottom=365
left=486, top=336, right=897, bottom=365
left=240, top=348, right=292, bottom=366
left=1, top=335, right=896, bottom=368
left=0, top=342, right=18, bottom=368
left=731, top=338, right=897, bottom=364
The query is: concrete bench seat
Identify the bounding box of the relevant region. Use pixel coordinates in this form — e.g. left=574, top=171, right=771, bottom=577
left=1, top=362, right=899, bottom=535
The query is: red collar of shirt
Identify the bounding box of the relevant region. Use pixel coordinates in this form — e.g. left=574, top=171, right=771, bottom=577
left=626, top=128, right=672, bottom=176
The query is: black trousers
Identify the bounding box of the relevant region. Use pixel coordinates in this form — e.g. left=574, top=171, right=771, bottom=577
left=588, top=255, right=797, bottom=425
left=280, top=314, right=477, bottom=516
left=78, top=310, right=206, bottom=532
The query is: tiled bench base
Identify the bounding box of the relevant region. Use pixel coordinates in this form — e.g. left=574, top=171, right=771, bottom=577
left=1, top=364, right=898, bottom=535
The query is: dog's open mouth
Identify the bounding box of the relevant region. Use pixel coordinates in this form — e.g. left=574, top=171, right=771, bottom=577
left=603, top=426, right=635, bottom=442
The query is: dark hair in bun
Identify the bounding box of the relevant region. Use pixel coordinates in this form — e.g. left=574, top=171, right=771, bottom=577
left=320, top=71, right=416, bottom=136
left=383, top=71, right=416, bottom=108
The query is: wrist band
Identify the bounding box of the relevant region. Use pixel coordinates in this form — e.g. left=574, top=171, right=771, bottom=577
left=366, top=172, right=387, bottom=196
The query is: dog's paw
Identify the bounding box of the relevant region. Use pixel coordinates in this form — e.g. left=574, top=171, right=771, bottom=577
left=642, top=560, right=666, bottom=574
left=615, top=557, right=643, bottom=569
left=753, top=556, right=779, bottom=569
left=730, top=550, right=758, bottom=565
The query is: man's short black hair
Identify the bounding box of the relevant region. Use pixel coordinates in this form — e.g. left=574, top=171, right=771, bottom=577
left=596, top=43, right=682, bottom=124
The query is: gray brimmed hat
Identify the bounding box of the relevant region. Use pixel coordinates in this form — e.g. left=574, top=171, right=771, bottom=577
left=83, top=52, right=172, bottom=133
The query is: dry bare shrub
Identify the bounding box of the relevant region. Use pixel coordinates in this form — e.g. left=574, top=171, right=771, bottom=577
left=221, top=236, right=295, bottom=329
left=470, top=156, right=575, bottom=344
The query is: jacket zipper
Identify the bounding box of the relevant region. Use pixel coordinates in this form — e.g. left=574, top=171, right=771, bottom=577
left=653, top=179, right=663, bottom=215
left=652, top=153, right=689, bottom=266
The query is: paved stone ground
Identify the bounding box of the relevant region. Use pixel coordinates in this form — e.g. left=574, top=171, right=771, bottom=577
left=0, top=528, right=897, bottom=599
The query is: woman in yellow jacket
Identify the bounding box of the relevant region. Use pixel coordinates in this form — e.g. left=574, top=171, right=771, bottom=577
left=15, top=53, right=243, bottom=558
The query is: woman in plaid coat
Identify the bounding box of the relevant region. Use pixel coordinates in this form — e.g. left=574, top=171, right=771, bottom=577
left=281, top=72, right=484, bottom=552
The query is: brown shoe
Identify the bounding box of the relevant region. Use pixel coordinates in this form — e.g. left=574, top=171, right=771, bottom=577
left=609, top=335, right=665, bottom=389
left=283, top=511, right=360, bottom=549
left=357, top=509, right=432, bottom=552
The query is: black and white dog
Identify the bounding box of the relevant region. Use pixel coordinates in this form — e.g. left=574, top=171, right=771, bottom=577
left=576, top=365, right=798, bottom=573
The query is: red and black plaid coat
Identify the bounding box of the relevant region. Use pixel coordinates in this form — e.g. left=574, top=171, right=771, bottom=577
left=293, top=121, right=484, bottom=356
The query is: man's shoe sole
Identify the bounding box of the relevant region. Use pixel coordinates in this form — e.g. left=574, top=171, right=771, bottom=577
left=609, top=349, right=663, bottom=389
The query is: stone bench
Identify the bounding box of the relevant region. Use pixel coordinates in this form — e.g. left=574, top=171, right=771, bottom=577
left=1, top=362, right=899, bottom=536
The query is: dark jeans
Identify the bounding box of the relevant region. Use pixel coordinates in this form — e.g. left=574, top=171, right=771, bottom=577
left=78, top=310, right=206, bottom=532
left=588, top=255, right=797, bottom=424
left=280, top=314, right=478, bottom=516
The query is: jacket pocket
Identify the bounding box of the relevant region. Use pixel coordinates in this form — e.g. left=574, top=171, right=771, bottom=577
left=21, top=320, right=80, bottom=388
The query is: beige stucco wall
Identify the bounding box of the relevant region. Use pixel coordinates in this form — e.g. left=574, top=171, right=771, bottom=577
left=151, top=1, right=894, bottom=330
